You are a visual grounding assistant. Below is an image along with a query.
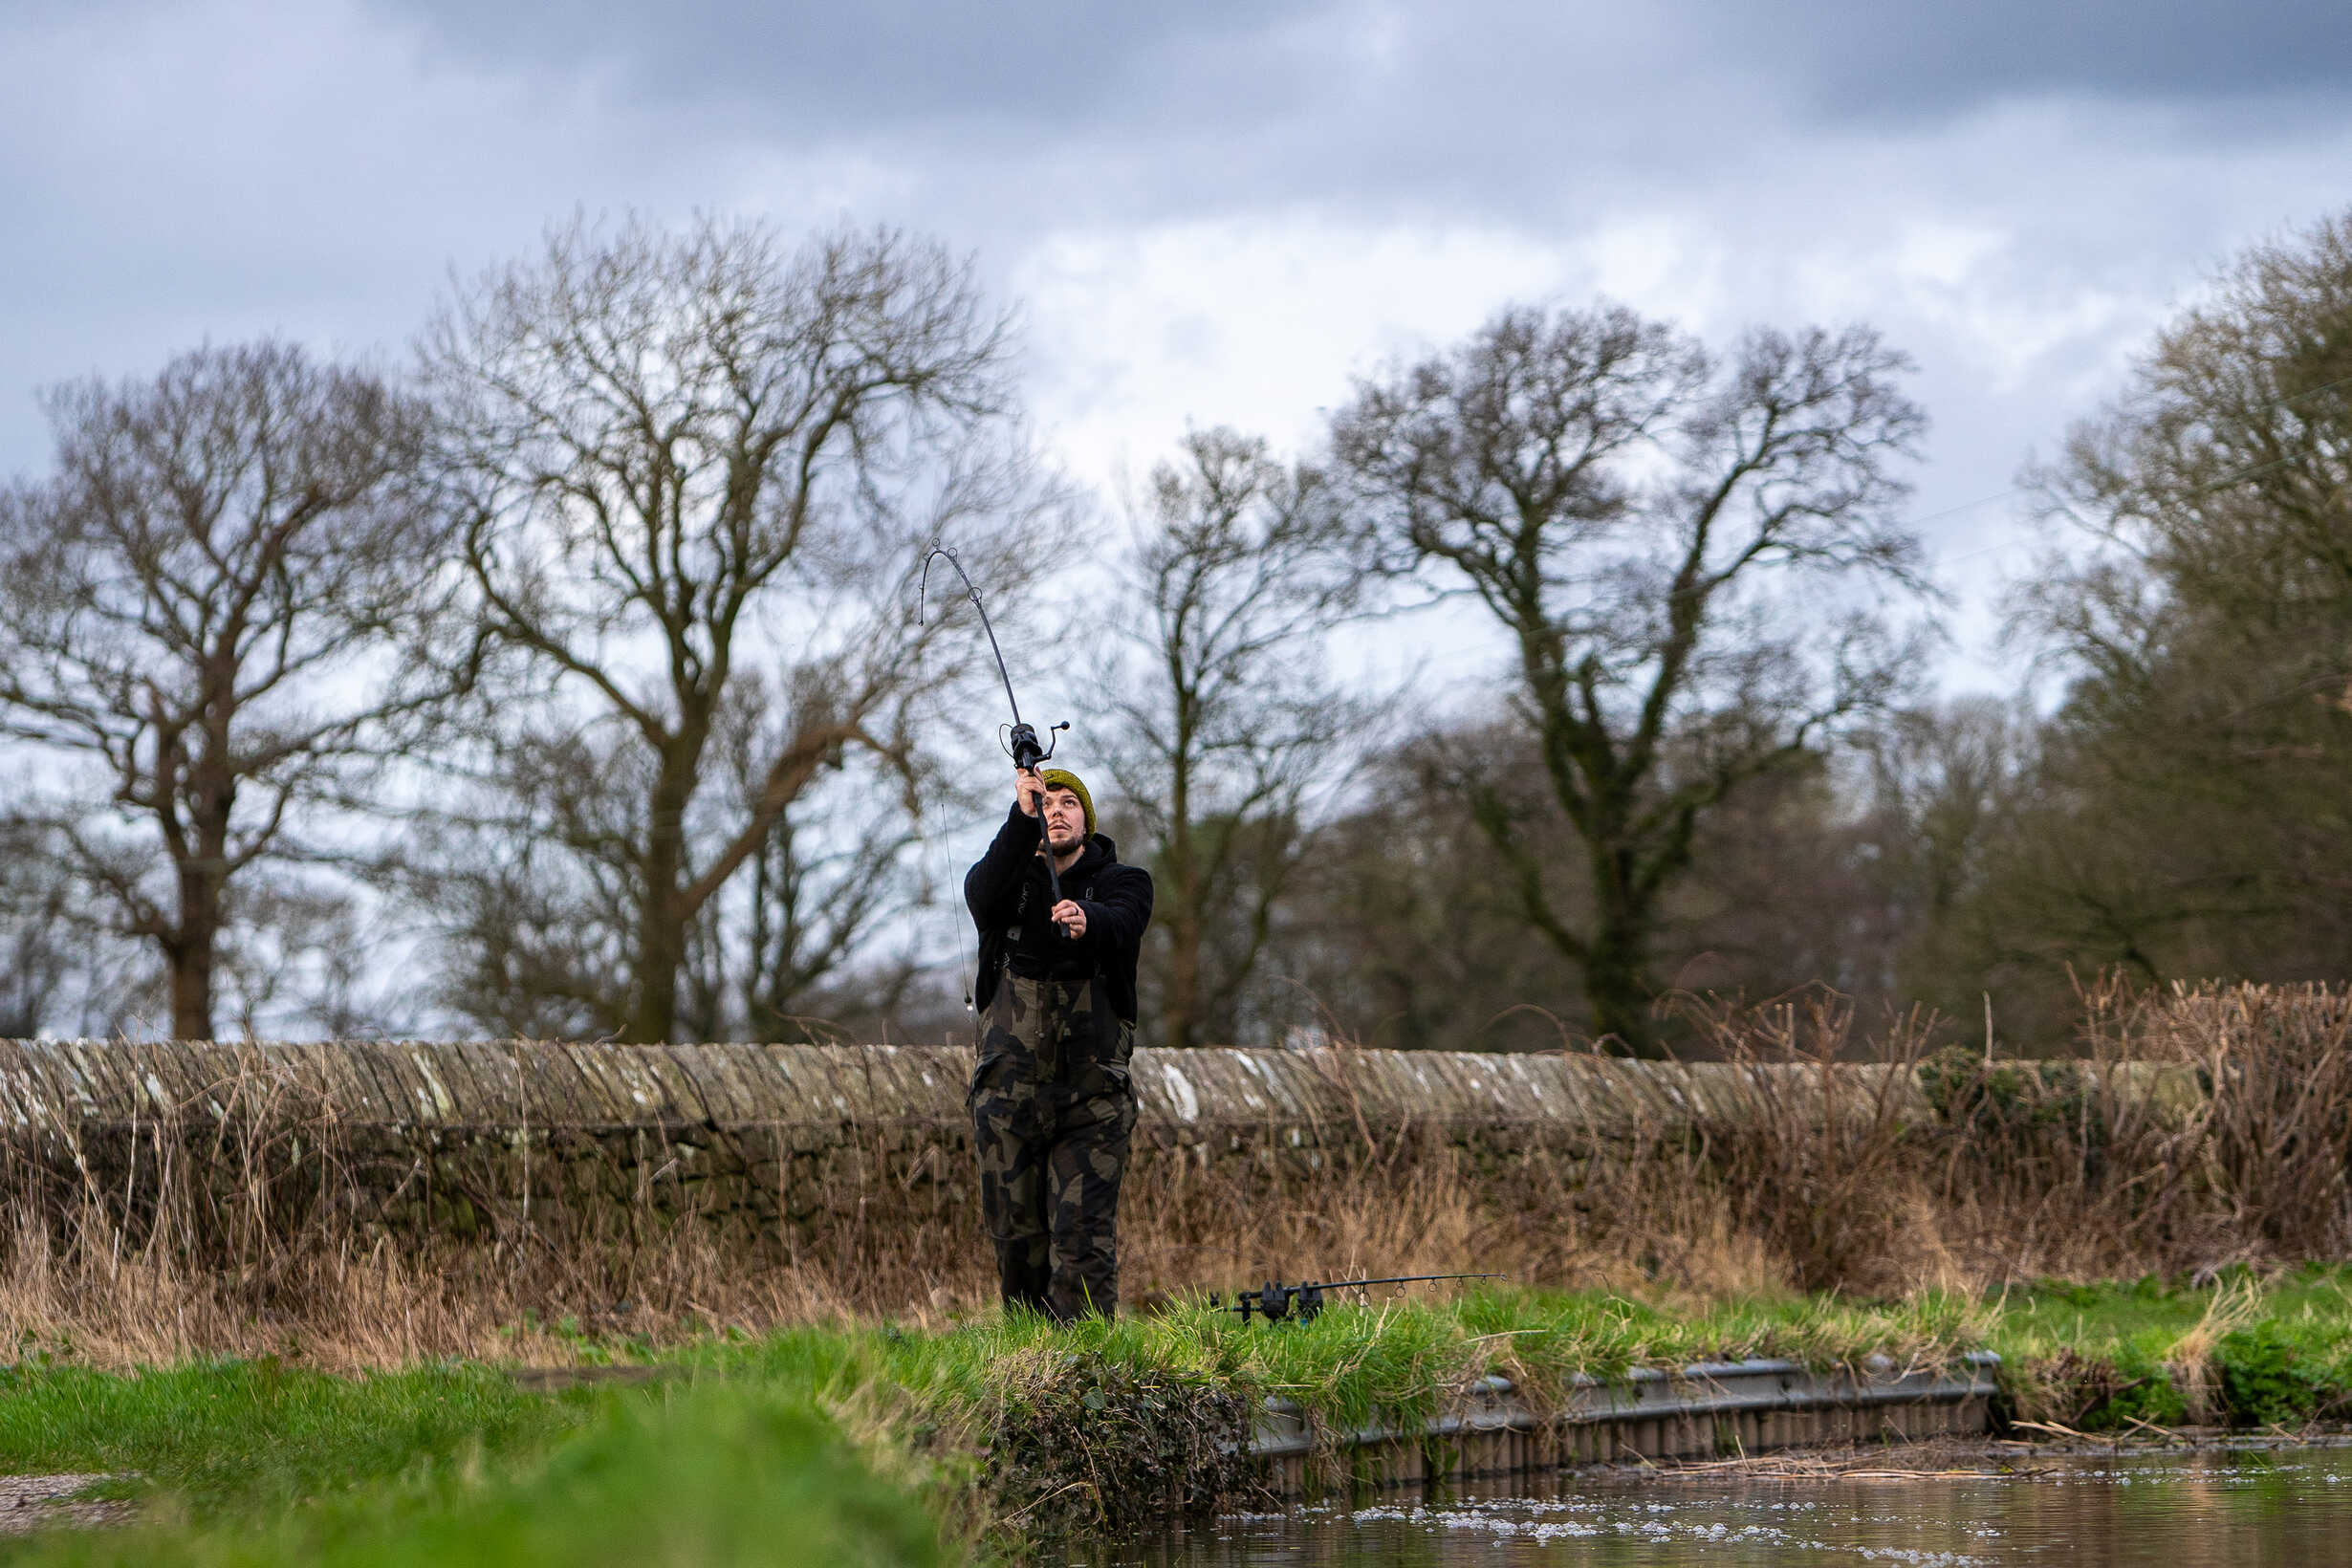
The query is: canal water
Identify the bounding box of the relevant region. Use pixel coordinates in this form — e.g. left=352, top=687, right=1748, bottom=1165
left=1100, top=1445, right=2352, bottom=1565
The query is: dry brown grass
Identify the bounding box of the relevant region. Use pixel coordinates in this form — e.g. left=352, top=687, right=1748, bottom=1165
left=4, top=979, right=2349, bottom=1368
left=2163, top=1273, right=2268, bottom=1424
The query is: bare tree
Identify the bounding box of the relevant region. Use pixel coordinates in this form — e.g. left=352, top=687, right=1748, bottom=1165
left=0, top=817, right=84, bottom=1037
left=1277, top=720, right=1589, bottom=1053
left=0, top=341, right=452, bottom=1040
left=1330, top=304, right=1928, bottom=1052
left=1985, top=208, right=2352, bottom=1013
left=1100, top=428, right=1375, bottom=1047
left=1844, top=698, right=2038, bottom=1005
left=679, top=675, right=936, bottom=1042
left=422, top=214, right=1044, bottom=1043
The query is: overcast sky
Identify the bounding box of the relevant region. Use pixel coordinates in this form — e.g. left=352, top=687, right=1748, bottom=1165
left=7, top=0, right=2351, bottom=693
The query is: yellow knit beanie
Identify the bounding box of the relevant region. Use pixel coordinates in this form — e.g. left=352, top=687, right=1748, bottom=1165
left=1038, top=768, right=1095, bottom=837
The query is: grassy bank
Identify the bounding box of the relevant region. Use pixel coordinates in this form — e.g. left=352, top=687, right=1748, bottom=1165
left=4, top=1274, right=2352, bottom=1562
left=1993, top=1269, right=2352, bottom=1432
left=0, top=1383, right=955, bottom=1567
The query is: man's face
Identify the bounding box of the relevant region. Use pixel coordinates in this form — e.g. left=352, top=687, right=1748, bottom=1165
left=1041, top=786, right=1087, bottom=852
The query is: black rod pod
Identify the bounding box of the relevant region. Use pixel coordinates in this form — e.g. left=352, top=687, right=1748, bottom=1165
left=920, top=546, right=1076, bottom=926
left=1209, top=1273, right=1504, bottom=1325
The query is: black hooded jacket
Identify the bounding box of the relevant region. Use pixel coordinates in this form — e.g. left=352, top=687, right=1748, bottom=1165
left=964, top=802, right=1154, bottom=1023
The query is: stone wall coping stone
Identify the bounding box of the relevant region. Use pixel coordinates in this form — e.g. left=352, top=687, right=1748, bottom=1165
left=0, top=1040, right=1954, bottom=1138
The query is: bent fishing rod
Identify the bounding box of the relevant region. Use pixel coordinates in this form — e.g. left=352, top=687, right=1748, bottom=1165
left=920, top=545, right=1075, bottom=927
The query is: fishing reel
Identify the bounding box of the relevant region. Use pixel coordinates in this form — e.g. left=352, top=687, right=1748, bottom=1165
left=1209, top=1273, right=1502, bottom=1327
left=1209, top=1280, right=1328, bottom=1325
left=1005, top=720, right=1070, bottom=773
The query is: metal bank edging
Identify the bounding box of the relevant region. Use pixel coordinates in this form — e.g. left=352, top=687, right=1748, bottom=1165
left=1245, top=1352, right=2004, bottom=1461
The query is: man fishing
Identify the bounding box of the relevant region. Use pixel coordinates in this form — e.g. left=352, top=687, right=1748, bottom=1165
left=964, top=764, right=1153, bottom=1322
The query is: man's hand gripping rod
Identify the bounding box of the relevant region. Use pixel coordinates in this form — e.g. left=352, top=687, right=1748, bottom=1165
left=920, top=547, right=1074, bottom=924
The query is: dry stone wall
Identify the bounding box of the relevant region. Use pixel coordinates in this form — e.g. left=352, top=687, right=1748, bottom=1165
left=0, top=1038, right=1927, bottom=1140
left=0, top=1039, right=1927, bottom=1248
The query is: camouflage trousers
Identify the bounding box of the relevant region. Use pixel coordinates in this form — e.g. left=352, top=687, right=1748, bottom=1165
left=968, top=973, right=1138, bottom=1322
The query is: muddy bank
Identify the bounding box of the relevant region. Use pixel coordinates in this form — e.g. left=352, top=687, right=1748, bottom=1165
left=0, top=1475, right=132, bottom=1535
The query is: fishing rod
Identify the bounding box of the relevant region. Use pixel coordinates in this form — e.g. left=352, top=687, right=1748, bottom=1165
left=920, top=545, right=1075, bottom=926
left=1210, top=1273, right=1504, bottom=1325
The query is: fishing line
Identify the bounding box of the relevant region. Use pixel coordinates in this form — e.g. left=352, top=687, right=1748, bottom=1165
left=1927, top=367, right=2352, bottom=571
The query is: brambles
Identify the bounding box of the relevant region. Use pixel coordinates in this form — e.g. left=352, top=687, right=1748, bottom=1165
left=2215, top=1324, right=2326, bottom=1428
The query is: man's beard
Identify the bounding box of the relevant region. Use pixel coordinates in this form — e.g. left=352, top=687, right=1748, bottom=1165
left=1048, top=830, right=1082, bottom=855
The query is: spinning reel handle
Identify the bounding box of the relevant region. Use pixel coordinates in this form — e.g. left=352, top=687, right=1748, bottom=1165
left=1008, top=720, right=1070, bottom=773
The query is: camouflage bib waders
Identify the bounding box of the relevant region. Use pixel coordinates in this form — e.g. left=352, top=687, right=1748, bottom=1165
left=968, top=972, right=1138, bottom=1321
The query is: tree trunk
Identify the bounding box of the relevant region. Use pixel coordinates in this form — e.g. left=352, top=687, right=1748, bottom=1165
left=1587, top=841, right=1662, bottom=1056
left=168, top=860, right=220, bottom=1042
left=624, top=758, right=697, bottom=1044
left=1165, top=909, right=1201, bottom=1049
left=627, top=887, right=686, bottom=1045
left=1163, top=739, right=1200, bottom=1049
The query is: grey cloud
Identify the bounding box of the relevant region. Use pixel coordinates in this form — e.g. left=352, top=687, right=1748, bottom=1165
left=381, top=0, right=2352, bottom=147
left=6, top=0, right=2347, bottom=597
left=381, top=0, right=1344, bottom=133
left=357, top=0, right=2352, bottom=254
left=1689, top=0, right=2352, bottom=120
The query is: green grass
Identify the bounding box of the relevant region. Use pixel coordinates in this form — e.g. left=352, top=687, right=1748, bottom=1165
left=9, top=1276, right=2352, bottom=1562
left=0, top=1385, right=952, bottom=1568
left=1988, top=1267, right=2352, bottom=1428
left=0, top=1289, right=1999, bottom=1521
left=654, top=1285, right=1988, bottom=1442
left=0, top=1358, right=580, bottom=1519
left=1991, top=1266, right=2352, bottom=1354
